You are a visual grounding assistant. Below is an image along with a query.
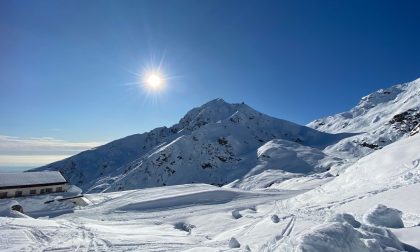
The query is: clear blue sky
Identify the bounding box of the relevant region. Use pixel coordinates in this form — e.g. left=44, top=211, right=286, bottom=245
left=1, top=0, right=420, bottom=168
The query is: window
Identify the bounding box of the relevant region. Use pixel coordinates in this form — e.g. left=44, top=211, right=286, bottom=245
left=0, top=192, right=7, bottom=198
left=30, top=189, right=37, bottom=195
left=56, top=187, right=63, bottom=192
left=40, top=189, right=46, bottom=194
left=15, top=191, right=23, bottom=197
left=45, top=188, right=53, bottom=193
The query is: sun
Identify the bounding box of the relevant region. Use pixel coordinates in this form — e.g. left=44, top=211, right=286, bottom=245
left=143, top=72, right=165, bottom=91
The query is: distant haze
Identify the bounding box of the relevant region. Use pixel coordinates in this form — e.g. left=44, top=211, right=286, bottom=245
left=0, top=166, right=33, bottom=173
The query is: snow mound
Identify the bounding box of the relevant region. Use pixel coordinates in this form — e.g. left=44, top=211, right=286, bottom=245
left=359, top=225, right=404, bottom=251
left=292, top=222, right=370, bottom=252
left=226, top=139, right=342, bottom=190
left=0, top=200, right=30, bottom=218
left=327, top=213, right=361, bottom=228
left=279, top=221, right=404, bottom=252
left=363, top=204, right=404, bottom=228
left=253, top=139, right=343, bottom=175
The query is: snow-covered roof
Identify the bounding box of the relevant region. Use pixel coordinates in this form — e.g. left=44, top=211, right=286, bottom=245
left=0, top=171, right=67, bottom=189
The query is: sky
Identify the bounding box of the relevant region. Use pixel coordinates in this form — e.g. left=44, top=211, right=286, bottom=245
left=1, top=0, right=420, bottom=169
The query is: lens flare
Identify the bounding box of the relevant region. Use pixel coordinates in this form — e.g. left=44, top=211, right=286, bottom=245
left=143, top=71, right=165, bottom=91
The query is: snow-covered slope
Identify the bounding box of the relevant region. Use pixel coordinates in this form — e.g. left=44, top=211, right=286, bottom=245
left=226, top=139, right=341, bottom=190
left=308, top=78, right=420, bottom=134
left=308, top=78, right=420, bottom=169
left=284, top=132, right=420, bottom=225
left=34, top=99, right=350, bottom=192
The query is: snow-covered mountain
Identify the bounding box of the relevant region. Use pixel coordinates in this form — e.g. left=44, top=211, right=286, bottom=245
left=4, top=77, right=420, bottom=251
left=33, top=78, right=420, bottom=192
left=307, top=78, right=420, bottom=173
left=34, top=98, right=351, bottom=192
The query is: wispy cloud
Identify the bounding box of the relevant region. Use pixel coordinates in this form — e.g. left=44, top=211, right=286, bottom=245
left=0, top=135, right=104, bottom=168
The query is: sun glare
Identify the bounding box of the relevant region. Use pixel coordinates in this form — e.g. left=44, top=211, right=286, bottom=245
left=144, top=72, right=164, bottom=91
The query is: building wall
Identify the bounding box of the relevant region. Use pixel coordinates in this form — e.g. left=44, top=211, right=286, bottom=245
left=0, top=184, right=70, bottom=198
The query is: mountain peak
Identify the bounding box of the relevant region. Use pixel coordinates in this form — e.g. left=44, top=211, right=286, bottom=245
left=174, top=98, right=250, bottom=132
left=202, top=98, right=227, bottom=106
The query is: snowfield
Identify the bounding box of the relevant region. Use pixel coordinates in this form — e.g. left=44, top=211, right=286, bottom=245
left=1, top=78, right=420, bottom=251
left=1, top=185, right=308, bottom=251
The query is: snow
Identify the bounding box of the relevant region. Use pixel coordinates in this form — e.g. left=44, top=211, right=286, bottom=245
left=0, top=185, right=82, bottom=218
left=286, top=133, right=420, bottom=211
left=327, top=213, right=361, bottom=228
left=280, top=222, right=375, bottom=252
left=0, top=171, right=66, bottom=188
left=1, top=78, right=419, bottom=251
left=308, top=78, right=420, bottom=173
left=0, top=184, right=309, bottom=251
left=392, top=226, right=420, bottom=250
left=226, top=138, right=341, bottom=190
left=275, top=211, right=408, bottom=252
left=0, top=183, right=416, bottom=251
left=0, top=200, right=29, bottom=218
left=1, top=179, right=417, bottom=251
left=33, top=98, right=351, bottom=193
left=363, top=204, right=404, bottom=228
left=308, top=78, right=420, bottom=134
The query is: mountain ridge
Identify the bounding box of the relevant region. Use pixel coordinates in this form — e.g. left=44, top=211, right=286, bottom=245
left=306, top=78, right=420, bottom=173
left=32, top=77, right=420, bottom=192
left=33, top=98, right=351, bottom=192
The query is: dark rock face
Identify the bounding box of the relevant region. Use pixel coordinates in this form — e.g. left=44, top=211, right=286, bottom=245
left=388, top=108, right=420, bottom=134
left=359, top=142, right=381, bottom=150
left=11, top=204, right=23, bottom=213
